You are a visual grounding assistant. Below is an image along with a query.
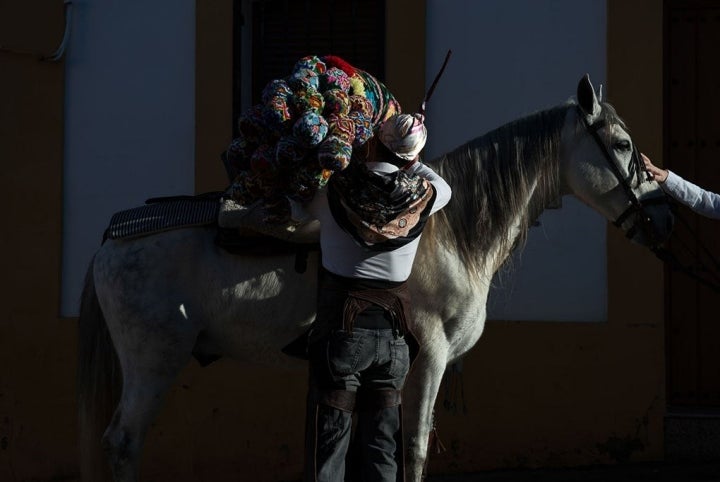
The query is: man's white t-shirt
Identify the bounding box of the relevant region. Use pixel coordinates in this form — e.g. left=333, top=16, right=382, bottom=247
left=307, top=161, right=452, bottom=281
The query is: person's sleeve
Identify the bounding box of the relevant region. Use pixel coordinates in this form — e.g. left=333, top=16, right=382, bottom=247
left=407, top=162, right=452, bottom=214
left=663, top=170, right=720, bottom=220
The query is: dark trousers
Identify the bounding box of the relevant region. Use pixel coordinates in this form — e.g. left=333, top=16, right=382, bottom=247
left=306, top=328, right=410, bottom=482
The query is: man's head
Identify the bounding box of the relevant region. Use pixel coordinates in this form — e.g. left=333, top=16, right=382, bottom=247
left=378, top=113, right=428, bottom=162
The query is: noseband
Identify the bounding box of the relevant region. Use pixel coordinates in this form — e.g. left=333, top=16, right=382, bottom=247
left=580, top=109, right=667, bottom=245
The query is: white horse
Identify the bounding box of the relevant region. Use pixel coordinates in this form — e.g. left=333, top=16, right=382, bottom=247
left=77, top=75, right=673, bottom=481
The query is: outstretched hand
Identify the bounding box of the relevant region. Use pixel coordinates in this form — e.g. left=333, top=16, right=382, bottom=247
left=642, top=153, right=669, bottom=183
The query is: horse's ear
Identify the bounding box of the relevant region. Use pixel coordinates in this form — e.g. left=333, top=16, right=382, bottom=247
left=577, top=74, right=601, bottom=121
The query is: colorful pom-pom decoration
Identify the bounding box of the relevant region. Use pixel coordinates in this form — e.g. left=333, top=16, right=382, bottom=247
left=349, top=95, right=374, bottom=119
left=248, top=173, right=271, bottom=198
left=275, top=135, right=308, bottom=165
left=226, top=136, right=252, bottom=171
left=250, top=143, right=278, bottom=175
left=261, top=79, right=292, bottom=105
left=320, top=67, right=351, bottom=92
left=291, top=88, right=325, bottom=116
left=293, top=55, right=327, bottom=75
left=224, top=54, right=407, bottom=217
left=231, top=170, right=266, bottom=203
left=229, top=171, right=253, bottom=205
left=348, top=76, right=365, bottom=97
left=348, top=111, right=373, bottom=147
left=326, top=114, right=356, bottom=144
left=237, top=104, right=267, bottom=145
left=227, top=136, right=251, bottom=160
left=288, top=68, right=320, bottom=92
left=263, top=95, right=293, bottom=130
left=318, top=135, right=353, bottom=171
left=293, top=112, right=329, bottom=148
left=321, top=55, right=356, bottom=76
left=323, top=89, right=351, bottom=116
left=320, top=169, right=333, bottom=182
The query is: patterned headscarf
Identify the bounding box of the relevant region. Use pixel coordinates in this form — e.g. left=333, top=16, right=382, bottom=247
left=377, top=113, right=428, bottom=161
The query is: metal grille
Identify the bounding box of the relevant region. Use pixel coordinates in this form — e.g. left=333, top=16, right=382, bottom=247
left=248, top=0, right=386, bottom=105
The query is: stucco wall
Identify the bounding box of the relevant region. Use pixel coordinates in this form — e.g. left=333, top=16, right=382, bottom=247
left=425, top=0, right=608, bottom=322
left=61, top=0, right=197, bottom=317
left=0, top=1, right=75, bottom=479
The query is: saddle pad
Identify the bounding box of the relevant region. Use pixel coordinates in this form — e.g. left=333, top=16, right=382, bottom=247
left=105, top=197, right=220, bottom=240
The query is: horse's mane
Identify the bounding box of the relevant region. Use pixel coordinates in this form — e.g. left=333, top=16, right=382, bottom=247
left=426, top=101, right=624, bottom=276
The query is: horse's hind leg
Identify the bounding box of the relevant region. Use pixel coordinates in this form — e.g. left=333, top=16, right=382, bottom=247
left=102, top=319, right=197, bottom=482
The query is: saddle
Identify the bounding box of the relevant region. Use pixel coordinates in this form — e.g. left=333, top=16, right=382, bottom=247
left=217, top=196, right=320, bottom=245
left=103, top=192, right=320, bottom=270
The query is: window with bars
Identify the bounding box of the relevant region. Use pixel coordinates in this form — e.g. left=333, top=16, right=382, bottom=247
left=232, top=0, right=386, bottom=132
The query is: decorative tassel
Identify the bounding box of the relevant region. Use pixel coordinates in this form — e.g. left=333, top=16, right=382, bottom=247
left=322, top=55, right=357, bottom=76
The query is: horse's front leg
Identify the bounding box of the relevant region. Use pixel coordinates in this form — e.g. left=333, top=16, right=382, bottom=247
left=402, top=345, right=448, bottom=481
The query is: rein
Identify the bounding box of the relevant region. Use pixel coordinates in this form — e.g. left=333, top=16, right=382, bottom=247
left=580, top=110, right=666, bottom=246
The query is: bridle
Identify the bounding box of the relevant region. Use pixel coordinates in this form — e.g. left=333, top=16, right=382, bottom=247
left=580, top=109, right=668, bottom=247
left=582, top=108, right=720, bottom=291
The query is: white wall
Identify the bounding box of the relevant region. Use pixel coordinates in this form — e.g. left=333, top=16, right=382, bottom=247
left=425, top=0, right=607, bottom=321
left=61, top=0, right=196, bottom=316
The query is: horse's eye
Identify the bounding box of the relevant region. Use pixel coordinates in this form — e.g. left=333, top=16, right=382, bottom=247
left=614, top=140, right=631, bottom=151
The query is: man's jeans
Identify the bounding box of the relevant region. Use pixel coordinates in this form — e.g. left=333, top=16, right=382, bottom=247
left=307, top=328, right=410, bottom=482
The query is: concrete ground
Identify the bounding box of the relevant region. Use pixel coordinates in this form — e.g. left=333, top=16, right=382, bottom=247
left=427, top=461, right=720, bottom=481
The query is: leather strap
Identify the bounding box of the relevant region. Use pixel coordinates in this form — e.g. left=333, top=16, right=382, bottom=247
left=319, top=389, right=357, bottom=413
left=358, top=389, right=403, bottom=411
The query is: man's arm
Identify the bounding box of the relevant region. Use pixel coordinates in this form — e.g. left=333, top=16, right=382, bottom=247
left=406, top=162, right=452, bottom=214
left=663, top=171, right=720, bottom=220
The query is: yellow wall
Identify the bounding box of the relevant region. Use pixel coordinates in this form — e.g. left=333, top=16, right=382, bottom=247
left=0, top=1, right=77, bottom=480
left=0, top=0, right=667, bottom=480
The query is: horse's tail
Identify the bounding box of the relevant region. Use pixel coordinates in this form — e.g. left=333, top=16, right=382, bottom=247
left=77, top=255, right=121, bottom=481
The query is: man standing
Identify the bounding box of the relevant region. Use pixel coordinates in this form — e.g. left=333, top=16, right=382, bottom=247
left=304, top=113, right=452, bottom=481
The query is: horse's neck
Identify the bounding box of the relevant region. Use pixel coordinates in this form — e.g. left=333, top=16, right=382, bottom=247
left=484, top=109, right=566, bottom=266
left=416, top=225, right=500, bottom=293
left=429, top=106, right=568, bottom=281
left=490, top=186, right=540, bottom=274
left=476, top=179, right=546, bottom=275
